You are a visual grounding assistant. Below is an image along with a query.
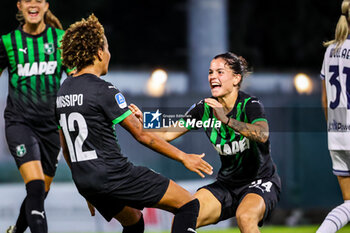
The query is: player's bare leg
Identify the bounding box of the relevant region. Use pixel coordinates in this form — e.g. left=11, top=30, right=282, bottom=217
left=236, top=193, right=265, bottom=233
left=44, top=175, right=54, bottom=192
left=154, top=180, right=194, bottom=212
left=114, top=206, right=144, bottom=233
left=19, top=161, right=45, bottom=183
left=338, top=176, right=350, bottom=200
left=194, top=188, right=221, bottom=227
left=153, top=180, right=199, bottom=233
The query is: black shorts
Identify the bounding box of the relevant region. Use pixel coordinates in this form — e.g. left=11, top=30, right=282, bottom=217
left=5, top=122, right=60, bottom=177
left=82, top=166, right=170, bottom=222
left=199, top=177, right=280, bottom=226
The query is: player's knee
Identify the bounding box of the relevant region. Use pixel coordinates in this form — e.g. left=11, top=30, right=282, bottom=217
left=195, top=201, right=210, bottom=227
left=122, top=213, right=144, bottom=233
left=236, top=212, right=258, bottom=229
left=196, top=214, right=209, bottom=228
left=116, top=207, right=142, bottom=226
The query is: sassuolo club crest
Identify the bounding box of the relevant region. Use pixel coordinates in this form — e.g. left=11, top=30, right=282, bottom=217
left=44, top=43, right=55, bottom=55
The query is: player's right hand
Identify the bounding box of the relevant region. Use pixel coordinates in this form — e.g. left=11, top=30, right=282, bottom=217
left=129, top=104, right=143, bottom=123
left=86, top=200, right=95, bottom=216
left=182, top=153, right=213, bottom=178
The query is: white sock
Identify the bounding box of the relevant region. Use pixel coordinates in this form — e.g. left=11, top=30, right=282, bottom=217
left=316, top=201, right=350, bottom=233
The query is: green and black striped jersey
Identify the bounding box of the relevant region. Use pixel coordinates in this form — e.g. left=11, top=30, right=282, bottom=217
left=181, top=91, right=280, bottom=187
left=0, top=25, right=71, bottom=129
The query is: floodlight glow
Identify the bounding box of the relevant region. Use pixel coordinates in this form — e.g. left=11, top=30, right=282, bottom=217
left=151, top=69, right=168, bottom=84
left=146, top=69, right=168, bottom=97
left=294, top=73, right=313, bottom=94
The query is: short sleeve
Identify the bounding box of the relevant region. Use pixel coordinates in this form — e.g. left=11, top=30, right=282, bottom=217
left=320, top=46, right=331, bottom=81
left=245, top=97, right=267, bottom=124
left=0, top=38, right=8, bottom=73
left=179, top=100, right=204, bottom=130
left=98, top=82, right=132, bottom=125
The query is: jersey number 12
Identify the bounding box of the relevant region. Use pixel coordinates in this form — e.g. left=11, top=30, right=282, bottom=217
left=59, top=112, right=98, bottom=162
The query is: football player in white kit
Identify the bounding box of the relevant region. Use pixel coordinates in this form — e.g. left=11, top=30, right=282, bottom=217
left=318, top=1, right=350, bottom=232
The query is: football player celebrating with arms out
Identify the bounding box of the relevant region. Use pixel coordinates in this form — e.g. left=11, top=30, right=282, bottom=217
left=0, top=0, right=73, bottom=233
left=57, top=14, right=213, bottom=233
left=130, top=52, right=281, bottom=233
left=318, top=0, right=350, bottom=232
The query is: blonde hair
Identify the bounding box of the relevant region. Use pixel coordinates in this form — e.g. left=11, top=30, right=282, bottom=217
left=61, top=14, right=105, bottom=71
left=324, top=0, right=350, bottom=48
left=16, top=1, right=63, bottom=30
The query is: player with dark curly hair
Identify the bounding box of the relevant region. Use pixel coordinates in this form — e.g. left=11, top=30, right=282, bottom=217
left=57, top=14, right=213, bottom=233
left=0, top=1, right=74, bottom=233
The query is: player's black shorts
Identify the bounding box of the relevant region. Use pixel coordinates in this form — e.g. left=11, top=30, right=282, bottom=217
left=199, top=177, right=280, bottom=226
left=5, top=122, right=60, bottom=177
left=82, top=166, right=170, bottom=221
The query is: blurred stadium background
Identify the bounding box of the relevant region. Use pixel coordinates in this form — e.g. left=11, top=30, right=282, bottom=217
left=0, top=0, right=346, bottom=232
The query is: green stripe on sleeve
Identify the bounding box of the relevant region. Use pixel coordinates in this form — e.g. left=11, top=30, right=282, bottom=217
left=112, top=110, right=132, bottom=125
left=2, top=34, right=16, bottom=73
left=2, top=34, right=19, bottom=98
left=251, top=118, right=268, bottom=124
left=15, top=31, right=27, bottom=96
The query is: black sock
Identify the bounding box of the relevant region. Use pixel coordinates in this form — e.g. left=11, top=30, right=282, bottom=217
left=25, top=180, right=47, bottom=233
left=15, top=190, right=49, bottom=233
left=171, top=199, right=199, bottom=233
left=122, top=213, right=144, bottom=233
left=15, top=197, right=27, bottom=233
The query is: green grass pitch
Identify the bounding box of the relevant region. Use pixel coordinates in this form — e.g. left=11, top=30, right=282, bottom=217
left=70, top=225, right=350, bottom=233
left=147, top=225, right=350, bottom=233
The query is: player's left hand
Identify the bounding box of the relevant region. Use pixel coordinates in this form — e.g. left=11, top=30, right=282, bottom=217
left=182, top=153, right=213, bottom=178
left=205, top=98, right=229, bottom=124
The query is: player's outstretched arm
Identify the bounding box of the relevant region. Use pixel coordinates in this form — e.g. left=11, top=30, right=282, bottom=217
left=129, top=103, right=189, bottom=142
left=205, top=98, right=269, bottom=144
left=120, top=113, right=213, bottom=178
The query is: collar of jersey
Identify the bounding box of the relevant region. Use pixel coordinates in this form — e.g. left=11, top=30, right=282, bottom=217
left=17, top=24, right=49, bottom=38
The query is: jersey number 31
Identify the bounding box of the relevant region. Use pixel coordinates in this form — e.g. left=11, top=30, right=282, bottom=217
left=329, top=65, right=350, bottom=109
left=59, top=113, right=98, bottom=162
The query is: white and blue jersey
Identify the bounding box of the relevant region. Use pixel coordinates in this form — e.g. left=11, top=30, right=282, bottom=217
left=321, top=35, right=350, bottom=150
